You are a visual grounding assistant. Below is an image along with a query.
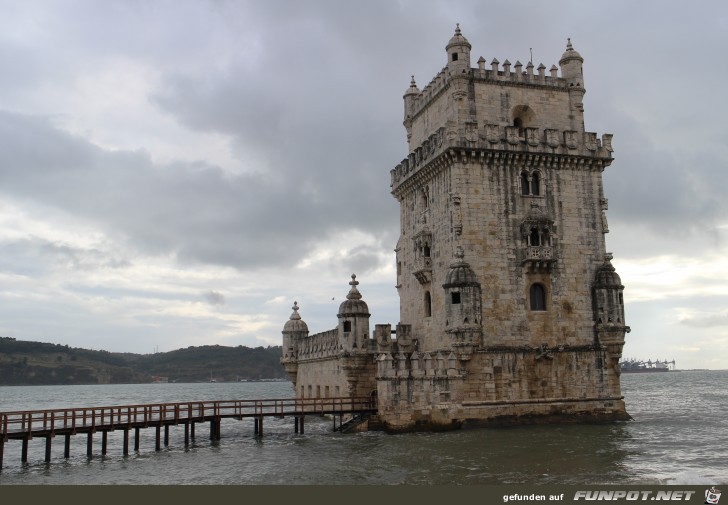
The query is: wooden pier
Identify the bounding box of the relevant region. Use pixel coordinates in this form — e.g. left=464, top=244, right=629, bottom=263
left=0, top=396, right=376, bottom=469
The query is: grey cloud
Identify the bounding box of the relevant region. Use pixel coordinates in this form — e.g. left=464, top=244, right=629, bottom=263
left=0, top=236, right=130, bottom=277
left=0, top=110, right=398, bottom=270
left=679, top=313, right=728, bottom=328
left=204, top=291, right=226, bottom=306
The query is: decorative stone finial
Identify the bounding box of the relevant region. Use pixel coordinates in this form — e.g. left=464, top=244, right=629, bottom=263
left=605, top=252, right=614, bottom=262
left=410, top=75, right=417, bottom=87
left=566, top=38, right=573, bottom=51
left=455, top=23, right=461, bottom=35
left=454, top=246, right=465, bottom=261
left=289, top=301, right=301, bottom=320
left=347, top=274, right=362, bottom=300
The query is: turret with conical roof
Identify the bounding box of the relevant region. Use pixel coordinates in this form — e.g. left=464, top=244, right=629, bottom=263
left=281, top=301, right=308, bottom=384
left=442, top=247, right=482, bottom=353
left=559, top=38, right=586, bottom=130
left=446, top=23, right=471, bottom=71
left=338, top=274, right=371, bottom=352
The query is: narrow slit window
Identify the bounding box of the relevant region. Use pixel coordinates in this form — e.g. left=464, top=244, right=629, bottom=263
left=424, top=291, right=432, bottom=317
left=531, top=172, right=541, bottom=196
left=521, top=172, right=530, bottom=195
left=530, top=283, right=547, bottom=311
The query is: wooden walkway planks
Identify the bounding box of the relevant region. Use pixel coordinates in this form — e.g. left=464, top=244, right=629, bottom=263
left=0, top=396, right=376, bottom=469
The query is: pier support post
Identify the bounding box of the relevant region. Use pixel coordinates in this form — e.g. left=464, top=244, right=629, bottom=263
left=134, top=427, right=140, bottom=452
left=184, top=422, right=189, bottom=447
left=101, top=431, right=108, bottom=456
left=295, top=416, right=299, bottom=434
left=155, top=425, right=161, bottom=451
left=164, top=424, right=169, bottom=447
left=299, top=416, right=304, bottom=434
left=21, top=438, right=29, bottom=463
left=64, top=434, right=71, bottom=458
left=191, top=422, right=196, bottom=440
left=258, top=416, right=263, bottom=436
left=0, top=438, right=4, bottom=470
left=45, top=436, right=52, bottom=462
left=209, top=419, right=220, bottom=441
left=254, top=418, right=258, bottom=435
left=123, top=428, right=129, bottom=456
left=86, top=432, right=93, bottom=458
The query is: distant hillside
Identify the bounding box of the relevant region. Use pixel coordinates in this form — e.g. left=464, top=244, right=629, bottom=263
left=0, top=337, right=286, bottom=386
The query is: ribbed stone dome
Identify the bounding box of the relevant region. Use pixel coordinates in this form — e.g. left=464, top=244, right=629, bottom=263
left=594, top=255, right=623, bottom=289
left=338, top=274, right=370, bottom=316
left=443, top=247, right=480, bottom=288
left=559, top=38, right=583, bottom=64
left=446, top=23, right=471, bottom=51
left=404, top=75, right=420, bottom=96
left=283, top=301, right=308, bottom=333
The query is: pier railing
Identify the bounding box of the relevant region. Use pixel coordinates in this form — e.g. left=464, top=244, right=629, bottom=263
left=0, top=396, right=376, bottom=439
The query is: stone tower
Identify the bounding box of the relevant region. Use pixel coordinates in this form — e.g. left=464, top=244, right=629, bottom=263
left=282, top=26, right=630, bottom=432
left=381, top=26, right=630, bottom=430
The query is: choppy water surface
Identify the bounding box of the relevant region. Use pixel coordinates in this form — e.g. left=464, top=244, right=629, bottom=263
left=0, top=371, right=726, bottom=485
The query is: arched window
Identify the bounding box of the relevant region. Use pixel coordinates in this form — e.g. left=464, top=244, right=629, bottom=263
left=521, top=172, right=530, bottom=195
left=530, top=283, right=546, bottom=311
left=423, top=244, right=431, bottom=258
left=424, top=291, right=432, bottom=317
left=531, top=172, right=541, bottom=196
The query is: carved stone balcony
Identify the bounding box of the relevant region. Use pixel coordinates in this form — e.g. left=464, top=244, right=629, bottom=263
left=413, top=257, right=432, bottom=285
left=521, top=246, right=556, bottom=273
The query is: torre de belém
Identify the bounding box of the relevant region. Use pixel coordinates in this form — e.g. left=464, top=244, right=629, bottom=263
left=281, top=26, right=631, bottom=432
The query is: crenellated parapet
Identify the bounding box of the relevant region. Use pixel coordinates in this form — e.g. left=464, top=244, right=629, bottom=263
left=390, top=124, right=613, bottom=193
left=295, top=328, right=340, bottom=361
left=376, top=350, right=465, bottom=380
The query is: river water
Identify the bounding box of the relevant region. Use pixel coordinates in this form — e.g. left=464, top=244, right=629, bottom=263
left=0, top=371, right=726, bottom=485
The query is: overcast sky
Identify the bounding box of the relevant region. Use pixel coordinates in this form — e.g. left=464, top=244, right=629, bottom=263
left=0, top=1, right=726, bottom=370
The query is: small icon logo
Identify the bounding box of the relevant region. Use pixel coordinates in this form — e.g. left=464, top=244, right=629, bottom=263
left=706, top=487, right=722, bottom=505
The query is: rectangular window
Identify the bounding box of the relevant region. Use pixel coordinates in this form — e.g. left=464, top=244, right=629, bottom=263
left=451, top=292, right=461, bottom=304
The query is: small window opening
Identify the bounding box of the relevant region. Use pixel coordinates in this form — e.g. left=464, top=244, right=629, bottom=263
left=464, top=317, right=469, bottom=324
left=529, top=228, right=541, bottom=246
left=530, top=283, right=546, bottom=311
left=343, top=321, right=352, bottom=332
left=452, top=53, right=458, bottom=62
left=531, top=172, right=541, bottom=196
left=513, top=117, right=523, bottom=132
left=451, top=292, right=461, bottom=304
left=618, top=293, right=623, bottom=305
left=521, top=172, right=530, bottom=195
left=424, top=291, right=432, bottom=317
left=423, top=245, right=431, bottom=258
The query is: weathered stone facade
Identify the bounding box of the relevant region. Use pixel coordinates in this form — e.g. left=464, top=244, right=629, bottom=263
left=282, top=26, right=630, bottom=432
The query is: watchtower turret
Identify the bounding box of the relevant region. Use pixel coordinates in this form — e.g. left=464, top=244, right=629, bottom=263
left=337, top=274, right=371, bottom=352
left=445, top=23, right=471, bottom=72
left=281, top=301, right=308, bottom=384
left=559, top=38, right=586, bottom=131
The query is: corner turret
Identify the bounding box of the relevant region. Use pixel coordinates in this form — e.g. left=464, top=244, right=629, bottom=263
left=446, top=23, right=471, bottom=72
left=403, top=75, right=421, bottom=146
left=337, top=274, right=371, bottom=352
left=559, top=38, right=586, bottom=130
left=281, top=301, right=308, bottom=385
